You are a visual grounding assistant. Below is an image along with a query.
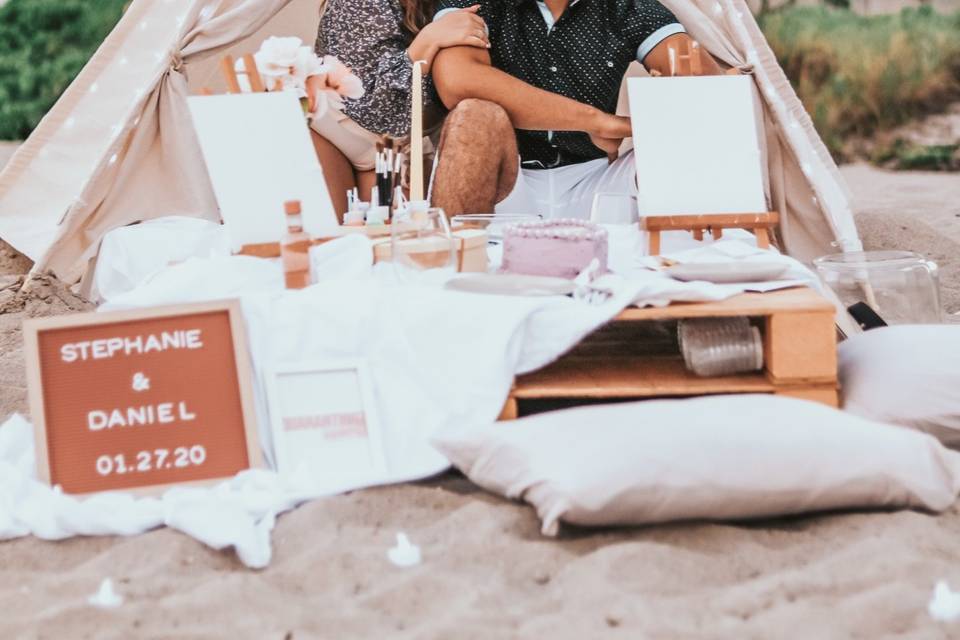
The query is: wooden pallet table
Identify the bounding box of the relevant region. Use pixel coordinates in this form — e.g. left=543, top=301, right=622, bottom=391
left=501, top=287, right=838, bottom=420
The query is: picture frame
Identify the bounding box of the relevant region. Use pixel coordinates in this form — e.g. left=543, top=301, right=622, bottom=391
left=263, top=358, right=388, bottom=491
left=23, top=299, right=263, bottom=496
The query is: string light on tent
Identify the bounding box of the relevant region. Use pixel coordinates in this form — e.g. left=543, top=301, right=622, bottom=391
left=89, top=83, right=98, bottom=94
left=713, top=2, right=723, bottom=14
left=64, top=117, right=76, bottom=129
left=801, top=162, right=814, bottom=177
left=139, top=20, right=149, bottom=31
left=198, top=3, right=218, bottom=23
left=108, top=154, right=118, bottom=166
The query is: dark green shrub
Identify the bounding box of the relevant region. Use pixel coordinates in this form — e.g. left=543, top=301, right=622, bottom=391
left=0, top=0, right=128, bottom=140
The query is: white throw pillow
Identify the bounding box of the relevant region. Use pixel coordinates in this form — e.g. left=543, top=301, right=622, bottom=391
left=433, top=395, right=960, bottom=536
left=839, top=325, right=960, bottom=447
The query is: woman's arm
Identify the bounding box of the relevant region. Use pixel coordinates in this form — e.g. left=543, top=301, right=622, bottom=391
left=407, top=5, right=489, bottom=73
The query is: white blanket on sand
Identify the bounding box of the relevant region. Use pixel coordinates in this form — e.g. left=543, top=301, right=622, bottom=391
left=0, top=235, right=818, bottom=568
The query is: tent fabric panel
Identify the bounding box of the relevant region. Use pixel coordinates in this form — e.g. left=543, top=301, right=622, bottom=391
left=0, top=0, right=185, bottom=261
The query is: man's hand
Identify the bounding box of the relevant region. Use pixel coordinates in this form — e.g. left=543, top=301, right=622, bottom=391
left=589, top=132, right=623, bottom=160
left=588, top=112, right=631, bottom=160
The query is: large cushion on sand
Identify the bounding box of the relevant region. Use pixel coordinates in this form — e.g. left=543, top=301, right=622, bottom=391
left=432, top=395, right=960, bottom=536
left=839, top=325, right=960, bottom=448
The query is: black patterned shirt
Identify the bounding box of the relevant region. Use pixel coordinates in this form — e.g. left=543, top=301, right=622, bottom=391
left=316, top=0, right=436, bottom=138
left=435, top=0, right=684, bottom=168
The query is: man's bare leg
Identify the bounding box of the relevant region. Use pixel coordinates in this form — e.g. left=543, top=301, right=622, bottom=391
left=431, top=99, right=519, bottom=216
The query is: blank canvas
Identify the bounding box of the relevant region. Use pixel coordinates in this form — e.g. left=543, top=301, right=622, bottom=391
left=187, top=92, right=339, bottom=249
left=628, top=75, right=767, bottom=216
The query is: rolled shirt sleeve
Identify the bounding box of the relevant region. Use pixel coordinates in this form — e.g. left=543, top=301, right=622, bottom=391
left=624, top=0, right=686, bottom=62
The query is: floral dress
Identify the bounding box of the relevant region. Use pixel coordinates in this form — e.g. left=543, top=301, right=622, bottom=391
left=315, top=0, right=437, bottom=139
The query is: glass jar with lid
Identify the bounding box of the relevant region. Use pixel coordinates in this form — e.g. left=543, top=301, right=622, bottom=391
left=814, top=250, right=943, bottom=325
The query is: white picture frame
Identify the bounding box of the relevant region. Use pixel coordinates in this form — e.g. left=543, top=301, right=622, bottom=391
left=263, top=358, right=388, bottom=491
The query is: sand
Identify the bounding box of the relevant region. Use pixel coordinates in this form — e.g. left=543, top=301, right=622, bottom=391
left=0, top=162, right=959, bottom=638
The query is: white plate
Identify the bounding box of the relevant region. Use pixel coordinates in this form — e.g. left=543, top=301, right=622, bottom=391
left=665, top=261, right=790, bottom=284
left=445, top=273, right=576, bottom=297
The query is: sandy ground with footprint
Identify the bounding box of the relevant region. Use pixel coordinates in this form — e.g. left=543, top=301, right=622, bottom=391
left=0, top=145, right=959, bottom=638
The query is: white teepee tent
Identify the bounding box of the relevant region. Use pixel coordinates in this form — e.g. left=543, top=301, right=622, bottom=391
left=0, top=0, right=861, bottom=286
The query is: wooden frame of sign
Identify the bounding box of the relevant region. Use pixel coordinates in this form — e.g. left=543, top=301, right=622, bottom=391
left=23, top=300, right=262, bottom=496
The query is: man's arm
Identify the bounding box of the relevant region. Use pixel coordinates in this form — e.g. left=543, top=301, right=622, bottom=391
left=431, top=46, right=631, bottom=140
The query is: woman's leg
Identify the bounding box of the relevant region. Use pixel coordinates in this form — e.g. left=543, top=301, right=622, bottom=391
left=355, top=170, right=378, bottom=205
left=310, top=130, right=356, bottom=223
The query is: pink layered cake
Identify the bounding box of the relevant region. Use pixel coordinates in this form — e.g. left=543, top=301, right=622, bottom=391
left=501, top=219, right=608, bottom=279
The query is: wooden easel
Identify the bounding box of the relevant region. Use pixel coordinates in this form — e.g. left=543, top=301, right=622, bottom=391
left=667, top=38, right=702, bottom=76
left=219, top=54, right=266, bottom=94
left=641, top=212, right=779, bottom=255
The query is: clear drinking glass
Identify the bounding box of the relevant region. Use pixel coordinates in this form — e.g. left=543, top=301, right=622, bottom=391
left=588, top=193, right=647, bottom=269
left=389, top=207, right=458, bottom=279
left=813, top=251, right=943, bottom=324
left=450, top=214, right=543, bottom=242
left=590, top=192, right=638, bottom=224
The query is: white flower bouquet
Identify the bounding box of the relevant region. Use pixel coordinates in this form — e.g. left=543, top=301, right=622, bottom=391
left=236, top=36, right=364, bottom=118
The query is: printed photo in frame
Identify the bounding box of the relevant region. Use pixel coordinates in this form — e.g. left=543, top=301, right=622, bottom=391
left=263, top=358, right=388, bottom=491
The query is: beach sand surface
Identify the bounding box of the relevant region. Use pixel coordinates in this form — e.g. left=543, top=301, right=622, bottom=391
left=0, top=162, right=959, bottom=638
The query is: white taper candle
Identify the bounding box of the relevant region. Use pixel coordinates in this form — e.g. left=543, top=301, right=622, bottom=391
left=411, top=60, right=426, bottom=202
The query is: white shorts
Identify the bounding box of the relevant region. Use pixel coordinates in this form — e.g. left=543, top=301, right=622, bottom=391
left=494, top=151, right=637, bottom=220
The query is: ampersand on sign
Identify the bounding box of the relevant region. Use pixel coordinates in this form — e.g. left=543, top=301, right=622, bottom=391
left=132, top=372, right=151, bottom=392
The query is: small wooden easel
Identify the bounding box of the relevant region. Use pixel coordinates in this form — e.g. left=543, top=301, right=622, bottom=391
left=219, top=54, right=266, bottom=94
left=641, top=212, right=779, bottom=255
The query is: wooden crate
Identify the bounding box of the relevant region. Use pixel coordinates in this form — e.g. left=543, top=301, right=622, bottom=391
left=501, top=287, right=838, bottom=420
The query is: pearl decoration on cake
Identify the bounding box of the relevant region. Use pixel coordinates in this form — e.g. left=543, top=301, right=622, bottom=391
left=504, top=218, right=608, bottom=242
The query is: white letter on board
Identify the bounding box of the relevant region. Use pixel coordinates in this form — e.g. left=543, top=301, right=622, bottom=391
left=88, top=410, right=107, bottom=431
left=61, top=344, right=77, bottom=363
left=107, top=410, right=125, bottom=429
left=185, top=330, right=203, bottom=349
left=144, top=334, right=162, bottom=353
left=178, top=402, right=196, bottom=421
left=157, top=403, right=174, bottom=423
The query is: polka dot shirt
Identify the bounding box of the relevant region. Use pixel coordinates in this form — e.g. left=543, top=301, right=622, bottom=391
left=435, top=0, right=685, bottom=169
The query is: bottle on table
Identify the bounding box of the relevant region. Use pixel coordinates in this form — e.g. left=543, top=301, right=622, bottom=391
left=281, top=200, right=310, bottom=289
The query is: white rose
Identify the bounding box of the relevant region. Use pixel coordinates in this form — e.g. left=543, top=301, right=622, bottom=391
left=255, top=36, right=304, bottom=78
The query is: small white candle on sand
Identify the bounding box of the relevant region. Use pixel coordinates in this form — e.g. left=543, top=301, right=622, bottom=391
left=410, top=60, right=426, bottom=203
left=87, top=578, right=123, bottom=609
left=387, top=532, right=422, bottom=568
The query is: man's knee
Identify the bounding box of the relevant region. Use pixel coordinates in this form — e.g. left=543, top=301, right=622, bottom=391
left=445, top=99, right=512, bottom=134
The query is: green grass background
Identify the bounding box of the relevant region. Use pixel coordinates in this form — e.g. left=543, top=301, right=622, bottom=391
left=0, top=0, right=128, bottom=140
